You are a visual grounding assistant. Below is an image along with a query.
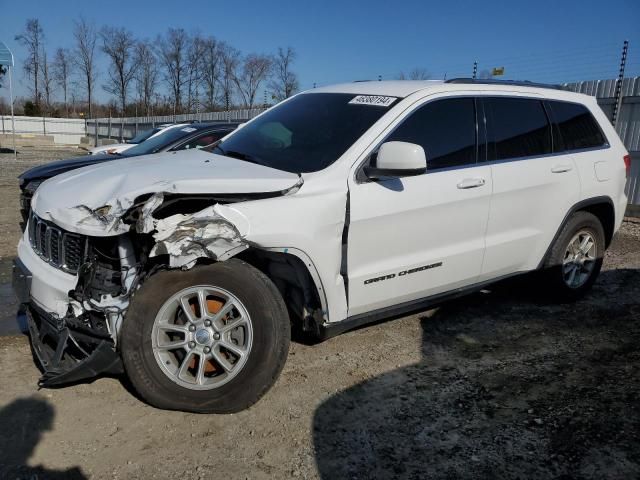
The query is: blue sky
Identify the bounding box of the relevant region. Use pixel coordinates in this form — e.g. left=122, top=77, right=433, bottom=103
left=1, top=0, right=639, bottom=103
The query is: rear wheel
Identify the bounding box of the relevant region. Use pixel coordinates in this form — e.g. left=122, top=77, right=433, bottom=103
left=542, top=211, right=605, bottom=301
left=121, top=259, right=290, bottom=413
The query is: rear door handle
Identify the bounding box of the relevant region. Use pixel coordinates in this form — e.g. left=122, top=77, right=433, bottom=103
left=551, top=164, right=573, bottom=173
left=457, top=178, right=486, bottom=189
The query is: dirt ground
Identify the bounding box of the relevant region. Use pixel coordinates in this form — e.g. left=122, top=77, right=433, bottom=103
left=0, top=148, right=638, bottom=479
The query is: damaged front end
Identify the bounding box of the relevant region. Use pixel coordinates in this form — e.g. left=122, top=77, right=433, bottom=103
left=20, top=178, right=303, bottom=387
left=19, top=219, right=141, bottom=386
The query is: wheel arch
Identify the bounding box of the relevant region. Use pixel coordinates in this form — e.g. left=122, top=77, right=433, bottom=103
left=538, top=195, right=615, bottom=269
left=229, top=246, right=329, bottom=330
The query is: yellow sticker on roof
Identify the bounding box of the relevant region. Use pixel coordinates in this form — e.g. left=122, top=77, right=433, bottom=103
left=349, top=95, right=397, bottom=107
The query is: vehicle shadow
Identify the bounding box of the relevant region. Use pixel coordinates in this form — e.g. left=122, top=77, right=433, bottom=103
left=0, top=397, right=87, bottom=479
left=312, top=269, right=640, bottom=479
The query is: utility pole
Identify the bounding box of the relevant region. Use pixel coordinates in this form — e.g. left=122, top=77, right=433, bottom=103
left=612, top=40, right=629, bottom=128
left=472, top=61, right=478, bottom=80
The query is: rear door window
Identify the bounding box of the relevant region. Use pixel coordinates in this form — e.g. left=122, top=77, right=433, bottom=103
left=547, top=101, right=607, bottom=151
left=484, top=97, right=552, bottom=161
left=385, top=97, right=477, bottom=171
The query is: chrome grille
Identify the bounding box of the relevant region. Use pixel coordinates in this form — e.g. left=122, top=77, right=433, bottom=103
left=28, top=213, right=88, bottom=274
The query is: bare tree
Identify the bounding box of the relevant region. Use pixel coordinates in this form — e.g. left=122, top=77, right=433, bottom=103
left=156, top=28, right=189, bottom=113
left=40, top=50, right=54, bottom=113
left=73, top=17, right=98, bottom=118
left=134, top=41, right=158, bottom=116
left=100, top=26, right=138, bottom=116
left=15, top=19, right=45, bottom=106
left=268, top=46, right=299, bottom=101
left=233, top=53, right=272, bottom=111
left=201, top=36, right=221, bottom=110
left=0, top=65, right=6, bottom=89
left=53, top=48, right=72, bottom=116
left=219, top=42, right=239, bottom=112
left=185, top=34, right=205, bottom=113
left=397, top=68, right=431, bottom=80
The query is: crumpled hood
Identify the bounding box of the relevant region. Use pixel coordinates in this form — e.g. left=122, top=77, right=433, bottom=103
left=32, top=149, right=301, bottom=236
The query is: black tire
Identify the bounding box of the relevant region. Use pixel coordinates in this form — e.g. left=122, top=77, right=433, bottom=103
left=542, top=211, right=605, bottom=301
left=121, top=259, right=290, bottom=413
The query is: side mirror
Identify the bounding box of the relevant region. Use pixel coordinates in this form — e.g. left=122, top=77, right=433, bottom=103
left=364, top=141, right=427, bottom=180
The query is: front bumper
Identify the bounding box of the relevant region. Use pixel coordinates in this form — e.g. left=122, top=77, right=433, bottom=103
left=16, top=235, right=78, bottom=318
left=12, top=257, right=32, bottom=304
left=26, top=304, right=123, bottom=387
left=13, top=247, right=123, bottom=387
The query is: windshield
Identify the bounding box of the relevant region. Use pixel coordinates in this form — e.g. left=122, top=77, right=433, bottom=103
left=215, top=93, right=395, bottom=173
left=127, top=127, right=162, bottom=144
left=124, top=126, right=198, bottom=156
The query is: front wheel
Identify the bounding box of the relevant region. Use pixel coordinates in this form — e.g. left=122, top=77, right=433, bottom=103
left=542, top=211, right=605, bottom=301
left=121, top=259, right=290, bottom=413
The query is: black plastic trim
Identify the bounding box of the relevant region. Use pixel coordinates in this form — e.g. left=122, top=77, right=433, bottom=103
left=363, top=166, right=426, bottom=179
left=317, top=273, right=520, bottom=340
left=536, top=195, right=615, bottom=269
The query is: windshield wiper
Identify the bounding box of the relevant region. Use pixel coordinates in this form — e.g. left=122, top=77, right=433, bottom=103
left=213, top=146, right=264, bottom=166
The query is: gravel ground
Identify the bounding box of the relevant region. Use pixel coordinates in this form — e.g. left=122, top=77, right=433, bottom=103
left=0, top=148, right=638, bottom=479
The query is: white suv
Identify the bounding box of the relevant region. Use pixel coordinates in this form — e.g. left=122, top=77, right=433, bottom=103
left=13, top=79, right=629, bottom=413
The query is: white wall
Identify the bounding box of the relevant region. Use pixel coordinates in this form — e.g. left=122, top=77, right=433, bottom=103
left=0, top=115, right=86, bottom=144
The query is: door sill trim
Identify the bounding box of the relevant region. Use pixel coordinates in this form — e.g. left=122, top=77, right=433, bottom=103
left=316, top=272, right=524, bottom=341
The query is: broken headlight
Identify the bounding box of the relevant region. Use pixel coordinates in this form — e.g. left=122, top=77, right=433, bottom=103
left=24, top=179, right=44, bottom=195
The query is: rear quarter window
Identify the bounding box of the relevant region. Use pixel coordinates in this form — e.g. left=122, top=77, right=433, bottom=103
left=548, top=101, right=607, bottom=151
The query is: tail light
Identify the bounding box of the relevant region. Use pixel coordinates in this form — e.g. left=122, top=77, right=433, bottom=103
left=623, top=154, right=631, bottom=179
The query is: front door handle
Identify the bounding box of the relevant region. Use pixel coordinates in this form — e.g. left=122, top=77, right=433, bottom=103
left=551, top=164, right=573, bottom=173
left=457, top=178, right=486, bottom=189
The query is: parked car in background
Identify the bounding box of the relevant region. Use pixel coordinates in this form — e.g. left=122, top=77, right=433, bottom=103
left=18, top=122, right=239, bottom=225
left=13, top=79, right=628, bottom=414
left=87, top=123, right=185, bottom=155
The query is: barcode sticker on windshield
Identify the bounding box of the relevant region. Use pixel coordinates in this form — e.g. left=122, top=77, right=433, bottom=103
left=349, top=95, right=397, bottom=107
left=181, top=127, right=197, bottom=132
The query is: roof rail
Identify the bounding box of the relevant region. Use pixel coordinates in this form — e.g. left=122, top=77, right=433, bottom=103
left=445, top=78, right=568, bottom=91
